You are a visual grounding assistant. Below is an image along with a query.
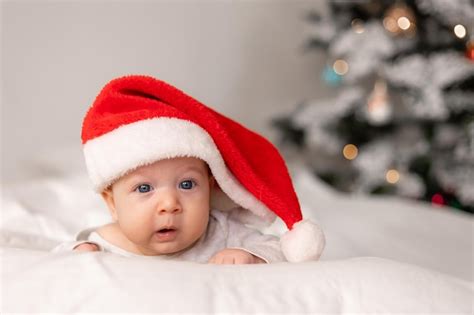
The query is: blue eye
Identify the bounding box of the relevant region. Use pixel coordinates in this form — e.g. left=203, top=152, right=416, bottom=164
left=136, top=184, right=152, bottom=193
left=179, top=180, right=195, bottom=190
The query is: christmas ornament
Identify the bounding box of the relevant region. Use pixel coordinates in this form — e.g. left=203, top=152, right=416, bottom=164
left=431, top=193, right=445, bottom=207
left=383, top=2, right=416, bottom=37
left=322, top=64, right=342, bottom=86
left=366, top=78, right=392, bottom=125
left=82, top=74, right=326, bottom=262
left=466, top=39, right=474, bottom=61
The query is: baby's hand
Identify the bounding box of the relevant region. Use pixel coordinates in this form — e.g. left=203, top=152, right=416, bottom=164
left=73, top=242, right=100, bottom=252
left=208, top=248, right=266, bottom=264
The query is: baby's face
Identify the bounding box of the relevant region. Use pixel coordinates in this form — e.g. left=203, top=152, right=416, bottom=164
left=101, top=157, right=213, bottom=255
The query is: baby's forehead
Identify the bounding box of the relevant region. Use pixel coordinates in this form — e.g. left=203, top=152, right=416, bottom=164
left=128, top=157, right=209, bottom=176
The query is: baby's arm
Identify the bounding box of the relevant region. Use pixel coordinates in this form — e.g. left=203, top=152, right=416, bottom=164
left=51, top=240, right=101, bottom=253
left=51, top=226, right=103, bottom=253
left=73, top=243, right=100, bottom=251
left=208, top=248, right=266, bottom=264
left=51, top=232, right=102, bottom=253
left=208, top=211, right=286, bottom=264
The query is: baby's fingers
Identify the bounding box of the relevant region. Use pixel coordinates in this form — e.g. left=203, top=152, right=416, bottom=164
left=233, top=255, right=252, bottom=264
left=73, top=243, right=99, bottom=252
left=222, top=256, right=235, bottom=264
left=208, top=254, right=235, bottom=264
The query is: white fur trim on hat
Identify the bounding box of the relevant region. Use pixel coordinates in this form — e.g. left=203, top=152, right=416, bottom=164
left=280, top=220, right=326, bottom=262
left=83, top=117, right=276, bottom=225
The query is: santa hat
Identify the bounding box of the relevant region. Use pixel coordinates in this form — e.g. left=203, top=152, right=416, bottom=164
left=81, top=75, right=325, bottom=262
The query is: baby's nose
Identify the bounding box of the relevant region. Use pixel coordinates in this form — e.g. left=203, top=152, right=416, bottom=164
left=158, top=206, right=181, bottom=214
left=156, top=190, right=182, bottom=214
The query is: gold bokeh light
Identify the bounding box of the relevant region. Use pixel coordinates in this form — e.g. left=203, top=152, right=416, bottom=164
left=397, top=16, right=411, bottom=30
left=333, top=59, right=349, bottom=75
left=351, top=19, right=365, bottom=34
left=386, top=169, right=400, bottom=184
left=343, top=144, right=358, bottom=160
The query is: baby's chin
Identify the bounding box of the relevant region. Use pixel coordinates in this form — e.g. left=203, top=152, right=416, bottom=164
left=141, top=239, right=198, bottom=256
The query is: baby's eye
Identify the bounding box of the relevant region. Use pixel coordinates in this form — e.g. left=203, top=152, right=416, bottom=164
left=179, top=180, right=196, bottom=190
left=135, top=184, right=153, bottom=193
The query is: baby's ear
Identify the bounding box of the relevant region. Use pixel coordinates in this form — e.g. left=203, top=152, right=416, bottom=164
left=101, top=188, right=118, bottom=221
left=209, top=175, right=216, bottom=189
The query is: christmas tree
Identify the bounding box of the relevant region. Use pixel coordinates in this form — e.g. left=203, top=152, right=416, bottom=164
left=273, top=0, right=474, bottom=214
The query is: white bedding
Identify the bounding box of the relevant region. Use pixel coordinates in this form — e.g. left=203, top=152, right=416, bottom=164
left=2, top=248, right=471, bottom=313
left=1, top=150, right=473, bottom=313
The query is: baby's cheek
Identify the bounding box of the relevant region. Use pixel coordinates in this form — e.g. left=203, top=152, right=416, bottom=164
left=181, top=216, right=208, bottom=244
left=121, top=215, right=154, bottom=242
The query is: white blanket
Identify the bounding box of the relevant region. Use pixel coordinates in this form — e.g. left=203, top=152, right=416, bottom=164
left=2, top=248, right=471, bottom=313
left=1, top=151, right=473, bottom=313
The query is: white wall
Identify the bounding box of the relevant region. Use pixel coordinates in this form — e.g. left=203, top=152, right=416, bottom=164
left=1, top=0, right=330, bottom=183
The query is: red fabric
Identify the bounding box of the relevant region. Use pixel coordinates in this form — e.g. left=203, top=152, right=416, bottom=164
left=82, top=75, right=302, bottom=229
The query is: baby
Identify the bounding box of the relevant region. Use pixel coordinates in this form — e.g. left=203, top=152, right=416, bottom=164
left=53, top=75, right=325, bottom=264
left=69, top=157, right=274, bottom=264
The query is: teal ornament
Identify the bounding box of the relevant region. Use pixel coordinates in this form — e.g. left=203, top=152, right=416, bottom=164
left=322, top=65, right=342, bottom=86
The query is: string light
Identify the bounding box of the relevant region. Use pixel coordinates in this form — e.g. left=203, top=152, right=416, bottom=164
left=343, top=144, right=358, bottom=160
left=454, top=24, right=466, bottom=39
left=385, top=169, right=400, bottom=184
left=333, top=59, right=349, bottom=75
left=383, top=17, right=397, bottom=33
left=383, top=3, right=416, bottom=36
left=397, top=16, right=411, bottom=30
left=351, top=19, right=365, bottom=34
left=383, top=17, right=398, bottom=33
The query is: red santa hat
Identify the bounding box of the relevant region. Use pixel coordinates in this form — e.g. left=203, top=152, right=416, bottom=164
left=81, top=75, right=325, bottom=262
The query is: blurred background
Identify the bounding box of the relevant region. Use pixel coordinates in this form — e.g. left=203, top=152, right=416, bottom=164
left=1, top=0, right=330, bottom=180
left=272, top=0, right=474, bottom=215
left=2, top=0, right=473, bottom=215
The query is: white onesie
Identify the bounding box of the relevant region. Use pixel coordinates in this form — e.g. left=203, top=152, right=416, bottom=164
left=52, top=209, right=286, bottom=263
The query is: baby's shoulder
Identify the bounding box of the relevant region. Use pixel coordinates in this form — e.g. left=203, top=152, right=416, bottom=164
left=95, top=222, right=119, bottom=239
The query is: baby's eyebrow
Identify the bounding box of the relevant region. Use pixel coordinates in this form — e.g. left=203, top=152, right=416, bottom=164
left=181, top=166, right=207, bottom=176
left=123, top=174, right=149, bottom=186
left=124, top=166, right=207, bottom=185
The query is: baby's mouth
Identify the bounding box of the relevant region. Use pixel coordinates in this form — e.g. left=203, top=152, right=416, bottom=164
left=156, top=225, right=177, bottom=233
left=154, top=226, right=178, bottom=241
left=157, top=228, right=176, bottom=233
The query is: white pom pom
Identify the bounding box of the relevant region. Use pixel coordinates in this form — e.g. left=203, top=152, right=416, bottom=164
left=280, top=220, right=326, bottom=262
